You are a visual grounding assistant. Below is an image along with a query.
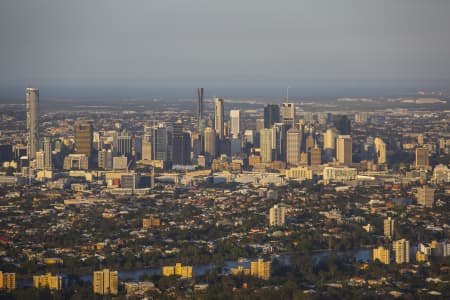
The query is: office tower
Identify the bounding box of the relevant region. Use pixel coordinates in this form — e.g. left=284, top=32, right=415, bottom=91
left=250, top=259, right=271, bottom=280
left=197, top=88, right=204, bottom=131
left=310, top=145, right=322, bottom=166
left=33, top=273, right=62, bottom=290
left=255, top=118, right=265, bottom=132
left=372, top=246, right=390, bottom=264
left=260, top=128, right=274, bottom=163
left=214, top=97, right=224, bottom=140
left=264, top=104, right=280, bottom=128
left=384, top=217, right=395, bottom=239
left=417, top=133, right=424, bottom=145
left=26, top=87, right=39, bottom=159
left=415, top=147, right=429, bottom=168
left=98, top=149, right=113, bottom=170
left=93, top=269, right=118, bottom=295
left=336, top=135, right=352, bottom=166
left=324, top=128, right=336, bottom=150
left=0, top=271, right=16, bottom=290
left=416, top=185, right=435, bottom=208
left=269, top=204, right=285, bottom=226
left=281, top=102, right=295, bottom=128
left=305, top=134, right=315, bottom=153
left=393, top=239, right=410, bottom=264
left=230, top=110, right=241, bottom=137
left=191, top=132, right=203, bottom=158
left=75, top=121, right=93, bottom=157
left=374, top=137, right=386, bottom=164
left=286, top=128, right=301, bottom=166
left=172, top=120, right=191, bottom=165
left=334, top=115, right=351, bottom=135
left=150, top=124, right=172, bottom=163
left=204, top=127, right=217, bottom=158
left=43, top=137, right=52, bottom=170
left=117, top=132, right=133, bottom=158
left=35, top=151, right=45, bottom=170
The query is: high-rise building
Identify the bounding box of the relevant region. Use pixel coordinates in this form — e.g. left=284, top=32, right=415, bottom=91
left=250, top=259, right=271, bottom=280
left=214, top=98, right=224, bottom=140
left=33, top=273, right=62, bottom=290
left=281, top=102, right=295, bottom=128
left=149, top=124, right=172, bottom=163
left=324, top=128, right=336, bottom=150
left=260, top=128, right=274, bottom=163
left=0, top=271, right=16, bottom=290
left=117, top=132, right=133, bottom=158
left=75, top=121, right=93, bottom=157
left=372, top=246, right=390, bottom=264
left=35, top=151, right=45, bottom=170
left=98, top=149, right=113, bottom=170
left=197, top=88, right=204, bottom=131
left=43, top=136, right=52, bottom=170
left=336, top=135, right=352, bottom=166
left=334, top=115, right=351, bottom=135
left=384, top=217, right=395, bottom=239
left=286, top=128, right=301, bottom=166
left=26, top=87, right=40, bottom=159
left=310, top=145, right=322, bottom=166
left=93, top=269, right=118, bottom=295
left=269, top=204, right=285, bottom=226
left=415, top=147, right=429, bottom=168
left=63, top=154, right=89, bottom=170
left=374, top=137, right=386, bottom=164
left=263, top=104, right=280, bottom=129
left=417, top=133, right=424, bottom=145
left=230, top=110, right=241, bottom=137
left=172, top=120, right=191, bottom=165
left=416, top=185, right=435, bottom=208
left=393, top=239, right=410, bottom=264
left=203, top=127, right=217, bottom=158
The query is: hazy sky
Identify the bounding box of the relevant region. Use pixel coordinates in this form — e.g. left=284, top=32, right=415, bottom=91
left=1, top=0, right=450, bottom=99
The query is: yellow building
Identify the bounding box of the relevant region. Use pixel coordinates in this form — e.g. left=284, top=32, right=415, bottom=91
left=33, top=273, right=62, bottom=290
left=93, top=269, right=118, bottom=295
left=250, top=259, right=271, bottom=280
left=393, top=239, right=410, bottom=264
left=372, top=246, right=390, bottom=264
left=162, top=263, right=193, bottom=278
left=142, top=217, right=161, bottom=228
left=0, top=272, right=16, bottom=290
left=230, top=265, right=251, bottom=276
left=416, top=251, right=428, bottom=263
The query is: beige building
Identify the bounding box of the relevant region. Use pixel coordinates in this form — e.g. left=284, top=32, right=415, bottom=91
left=250, top=259, right=271, bottom=280
left=384, top=217, right=395, bottom=239
left=143, top=217, right=161, bottom=228
left=93, top=269, right=118, bottom=295
left=415, top=147, right=429, bottom=168
left=372, top=246, right=390, bottom=264
left=374, top=137, right=386, bottom=164
left=269, top=204, right=285, bottom=226
left=324, top=128, right=336, bottom=150
left=33, top=273, right=62, bottom=290
left=75, top=120, right=93, bottom=157
left=285, top=166, right=313, bottom=180
left=336, top=135, right=352, bottom=165
left=310, top=145, right=322, bottom=166
left=204, top=127, right=217, bottom=158
left=0, top=272, right=16, bottom=290
left=286, top=128, right=301, bottom=166
left=393, top=239, right=410, bottom=264
left=214, top=98, right=224, bottom=140
left=416, top=185, right=435, bottom=208
left=63, top=154, right=89, bottom=170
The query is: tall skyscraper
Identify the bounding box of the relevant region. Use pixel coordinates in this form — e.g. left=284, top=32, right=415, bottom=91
left=393, top=239, right=410, bottom=264
left=75, top=121, right=93, bottom=157
left=336, top=135, right=352, bottom=166
left=334, top=115, right=351, bottom=135
left=264, top=104, right=280, bottom=129
left=229, top=110, right=241, bottom=137
left=197, top=88, right=204, bottom=131
left=269, top=204, right=285, bottom=226
left=281, top=102, right=295, bottom=128
left=151, top=124, right=172, bottom=163
left=214, top=97, right=224, bottom=140
left=286, top=128, right=301, bottom=166
left=117, top=132, right=133, bottom=158
left=384, top=217, right=395, bottom=239
left=260, top=128, right=274, bottom=163
left=26, top=87, right=39, bottom=159
left=203, top=127, right=217, bottom=158
left=324, top=128, right=336, bottom=150
left=415, top=147, right=429, bottom=168
left=172, top=120, right=191, bottom=165
left=374, top=137, right=386, bottom=164
left=310, top=145, right=322, bottom=166
left=93, top=269, right=118, bottom=295
left=43, top=137, right=52, bottom=170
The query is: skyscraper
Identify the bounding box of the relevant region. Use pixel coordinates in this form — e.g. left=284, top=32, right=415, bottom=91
left=374, top=137, right=386, bottom=164
left=269, top=204, right=285, bottom=226
left=75, top=121, right=93, bottom=158
left=286, top=128, right=301, bottom=166
left=229, top=110, right=241, bottom=137
left=324, top=128, right=336, bottom=150
left=384, top=217, right=395, bottom=239
left=280, top=102, right=295, bottom=128
left=117, top=132, right=133, bottom=158
left=93, top=269, right=118, bottom=295
left=43, top=137, right=52, bottom=170
left=197, top=88, right=204, bottom=131
left=310, top=145, right=322, bottom=166
left=26, top=87, right=39, bottom=159
left=214, top=97, right=224, bottom=140
left=416, top=185, right=435, bottom=208
left=260, top=128, right=274, bottom=163
left=415, top=147, right=429, bottom=168
left=336, top=135, right=352, bottom=166
left=203, top=127, right=217, bottom=158
left=264, top=104, right=280, bottom=129
left=172, top=120, right=191, bottom=165
left=334, top=115, right=351, bottom=135
left=393, top=239, right=410, bottom=264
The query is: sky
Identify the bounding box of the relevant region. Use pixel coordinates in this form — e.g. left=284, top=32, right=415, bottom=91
left=1, top=0, right=450, bottom=99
